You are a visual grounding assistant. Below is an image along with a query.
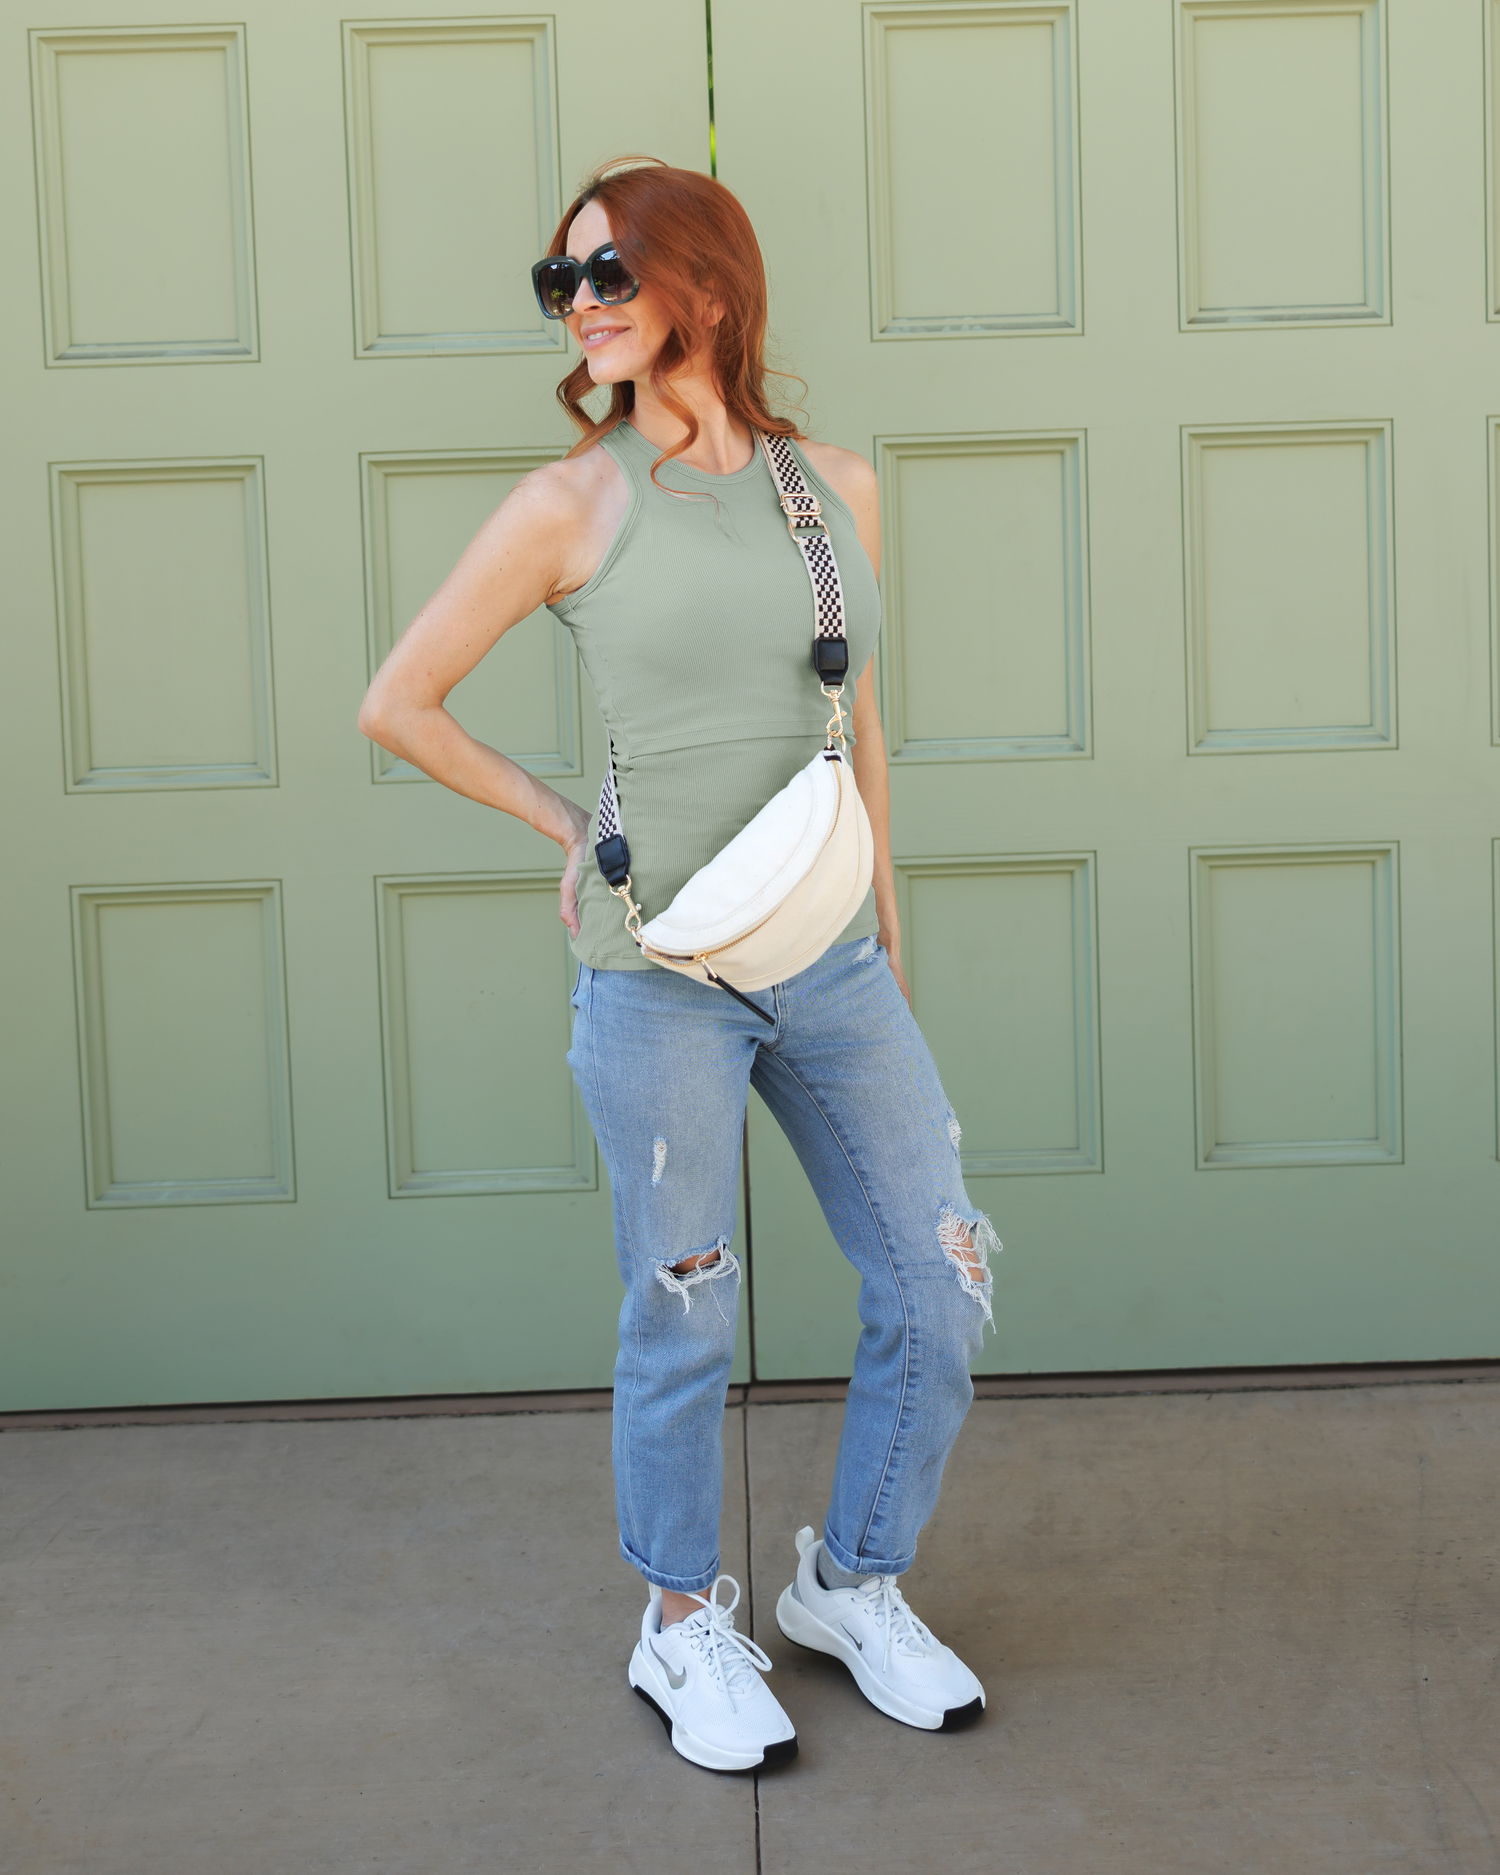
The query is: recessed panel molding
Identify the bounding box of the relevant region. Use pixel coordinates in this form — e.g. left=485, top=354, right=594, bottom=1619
left=1175, top=0, right=1389, bottom=328
left=864, top=2, right=1081, bottom=338
left=1487, top=417, right=1500, bottom=744
left=1487, top=1, right=1500, bottom=321
left=52, top=459, right=276, bottom=792
left=376, top=873, right=595, bottom=1196
left=1183, top=422, right=1395, bottom=754
left=30, top=26, right=258, bottom=364
left=895, top=853, right=1101, bottom=1173
left=71, top=882, right=295, bottom=1207
left=360, top=450, right=579, bottom=781
left=1191, top=844, right=1402, bottom=1168
left=877, top=432, right=1091, bottom=761
left=343, top=19, right=562, bottom=356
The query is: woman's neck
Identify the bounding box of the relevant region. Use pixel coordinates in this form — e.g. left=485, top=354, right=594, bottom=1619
left=626, top=360, right=755, bottom=475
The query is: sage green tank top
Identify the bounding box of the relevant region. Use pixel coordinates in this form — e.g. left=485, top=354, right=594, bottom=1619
left=548, top=421, right=882, bottom=972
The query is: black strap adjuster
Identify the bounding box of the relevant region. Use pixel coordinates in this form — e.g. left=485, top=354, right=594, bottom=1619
left=595, top=833, right=631, bottom=887
left=812, top=638, right=849, bottom=683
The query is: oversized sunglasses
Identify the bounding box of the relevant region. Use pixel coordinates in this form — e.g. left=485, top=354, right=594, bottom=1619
left=531, top=242, right=641, bottom=319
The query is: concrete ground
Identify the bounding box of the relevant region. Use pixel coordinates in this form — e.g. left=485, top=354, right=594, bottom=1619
left=2, top=1380, right=1498, bottom=1874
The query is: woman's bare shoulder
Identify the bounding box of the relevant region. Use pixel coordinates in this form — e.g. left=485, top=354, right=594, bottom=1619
left=467, top=442, right=628, bottom=599
left=798, top=439, right=878, bottom=514
left=502, top=445, right=624, bottom=532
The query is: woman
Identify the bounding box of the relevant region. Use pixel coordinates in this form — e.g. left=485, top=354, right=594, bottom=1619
left=359, top=159, right=998, bottom=1774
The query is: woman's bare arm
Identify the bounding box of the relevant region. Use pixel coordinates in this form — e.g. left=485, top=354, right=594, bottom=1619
left=357, top=450, right=626, bottom=936
left=800, top=442, right=910, bottom=1005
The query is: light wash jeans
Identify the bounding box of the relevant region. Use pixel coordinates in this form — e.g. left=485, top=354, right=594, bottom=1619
left=567, top=938, right=998, bottom=1595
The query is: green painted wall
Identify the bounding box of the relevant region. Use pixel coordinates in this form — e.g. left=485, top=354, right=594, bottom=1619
left=1, top=0, right=737, bottom=1410
left=4, top=0, right=1498, bottom=1410
left=719, top=0, right=1500, bottom=1377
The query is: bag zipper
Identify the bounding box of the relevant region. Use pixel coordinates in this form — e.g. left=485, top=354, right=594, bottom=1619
left=698, top=964, right=776, bottom=1025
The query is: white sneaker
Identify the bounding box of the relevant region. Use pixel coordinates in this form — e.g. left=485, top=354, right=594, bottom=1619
left=775, top=1526, right=985, bottom=1732
left=628, top=1575, right=798, bottom=1772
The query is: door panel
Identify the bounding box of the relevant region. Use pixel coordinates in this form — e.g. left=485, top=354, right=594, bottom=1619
left=879, top=431, right=1091, bottom=760
left=864, top=2, right=1081, bottom=337
left=719, top=0, right=1500, bottom=1375
left=30, top=24, right=259, bottom=363
left=53, top=457, right=277, bottom=789
left=73, top=882, right=295, bottom=1208
left=0, top=0, right=755, bottom=1409
left=1176, top=0, right=1388, bottom=327
left=342, top=17, right=564, bottom=358
left=359, top=449, right=580, bottom=784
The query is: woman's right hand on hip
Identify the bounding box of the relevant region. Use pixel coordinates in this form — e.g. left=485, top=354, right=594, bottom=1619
left=557, top=798, right=592, bottom=939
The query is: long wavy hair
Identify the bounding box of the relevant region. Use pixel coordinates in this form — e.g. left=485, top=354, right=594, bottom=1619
left=547, top=158, right=801, bottom=485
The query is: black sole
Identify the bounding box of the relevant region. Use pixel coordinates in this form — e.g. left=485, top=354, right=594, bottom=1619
left=631, top=1685, right=799, bottom=1773
left=634, top=1683, right=676, bottom=1740
left=779, top=1626, right=986, bottom=1736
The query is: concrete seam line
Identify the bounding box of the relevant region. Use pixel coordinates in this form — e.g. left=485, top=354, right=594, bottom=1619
left=4, top=1363, right=1500, bottom=1430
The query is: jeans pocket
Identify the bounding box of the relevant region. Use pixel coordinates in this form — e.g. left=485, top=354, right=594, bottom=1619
left=569, top=961, right=588, bottom=1009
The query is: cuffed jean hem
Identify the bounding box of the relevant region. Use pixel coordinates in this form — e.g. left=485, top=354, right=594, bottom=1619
left=822, top=1522, right=916, bottom=1579
left=621, top=1536, right=722, bottom=1595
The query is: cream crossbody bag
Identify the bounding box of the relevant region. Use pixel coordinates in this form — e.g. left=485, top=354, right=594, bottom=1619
left=592, top=433, right=874, bottom=1023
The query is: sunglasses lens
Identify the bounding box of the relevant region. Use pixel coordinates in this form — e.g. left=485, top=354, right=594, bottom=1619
left=534, top=259, right=578, bottom=317
left=590, top=246, right=637, bottom=303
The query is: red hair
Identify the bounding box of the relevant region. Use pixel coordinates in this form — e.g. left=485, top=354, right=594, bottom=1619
left=548, top=158, right=801, bottom=481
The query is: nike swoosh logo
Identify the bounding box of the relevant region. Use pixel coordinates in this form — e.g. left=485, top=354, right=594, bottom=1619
left=840, top=1622, right=864, bottom=1653
left=651, top=1643, right=687, bottom=1688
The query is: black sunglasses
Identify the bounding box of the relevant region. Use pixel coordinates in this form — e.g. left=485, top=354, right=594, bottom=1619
left=531, top=242, right=641, bottom=319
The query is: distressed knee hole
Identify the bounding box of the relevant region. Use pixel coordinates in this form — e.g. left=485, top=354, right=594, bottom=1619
left=945, top=1105, right=963, bottom=1152
left=651, top=1137, right=667, bottom=1186
left=654, top=1241, right=740, bottom=1317
left=669, top=1245, right=721, bottom=1276
left=936, top=1205, right=999, bottom=1330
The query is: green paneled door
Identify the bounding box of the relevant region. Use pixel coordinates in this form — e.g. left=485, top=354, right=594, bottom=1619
left=0, top=0, right=747, bottom=1410
left=9, top=0, right=1500, bottom=1412
left=715, top=0, right=1500, bottom=1376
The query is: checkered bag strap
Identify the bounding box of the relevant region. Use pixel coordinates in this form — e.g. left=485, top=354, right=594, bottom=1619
left=756, top=433, right=848, bottom=649
left=597, top=744, right=623, bottom=848
left=593, top=430, right=849, bottom=893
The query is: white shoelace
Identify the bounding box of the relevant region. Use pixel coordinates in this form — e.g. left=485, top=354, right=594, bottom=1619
left=673, top=1575, right=772, bottom=1712
left=850, top=1574, right=938, bottom=1672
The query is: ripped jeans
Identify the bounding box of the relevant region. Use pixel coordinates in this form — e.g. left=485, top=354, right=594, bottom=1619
left=567, top=938, right=999, bottom=1595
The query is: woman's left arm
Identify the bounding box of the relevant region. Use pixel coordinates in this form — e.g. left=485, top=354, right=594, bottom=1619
left=800, top=439, right=911, bottom=1007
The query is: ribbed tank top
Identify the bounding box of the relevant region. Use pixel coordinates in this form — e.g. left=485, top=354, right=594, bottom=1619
left=549, top=421, right=882, bottom=971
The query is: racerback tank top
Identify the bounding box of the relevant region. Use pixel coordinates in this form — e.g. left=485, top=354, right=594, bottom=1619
left=548, top=421, right=882, bottom=971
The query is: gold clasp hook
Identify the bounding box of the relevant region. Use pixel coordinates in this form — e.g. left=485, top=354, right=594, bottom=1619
left=821, top=682, right=848, bottom=755
left=609, top=877, right=645, bottom=944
